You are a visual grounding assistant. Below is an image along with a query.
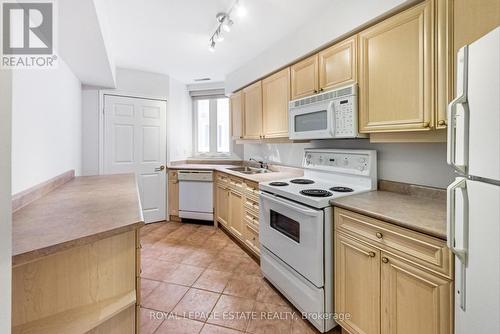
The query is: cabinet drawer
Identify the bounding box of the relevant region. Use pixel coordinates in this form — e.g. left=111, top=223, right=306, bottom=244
left=229, top=176, right=245, bottom=190
left=244, top=197, right=259, bottom=215
left=245, top=223, right=260, bottom=256
left=334, top=208, right=452, bottom=278
left=244, top=210, right=259, bottom=228
left=216, top=173, right=229, bottom=184
left=245, top=182, right=260, bottom=202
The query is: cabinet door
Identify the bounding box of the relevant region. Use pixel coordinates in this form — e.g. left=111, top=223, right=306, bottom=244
left=168, top=171, right=179, bottom=217
left=243, top=81, right=263, bottom=139
left=319, top=35, right=357, bottom=91
left=380, top=253, right=452, bottom=334
left=291, top=54, right=319, bottom=100
left=216, top=183, right=229, bottom=227
left=358, top=1, right=433, bottom=133
left=335, top=233, right=381, bottom=334
left=262, top=67, right=290, bottom=138
left=230, top=91, right=244, bottom=139
left=228, top=190, right=244, bottom=239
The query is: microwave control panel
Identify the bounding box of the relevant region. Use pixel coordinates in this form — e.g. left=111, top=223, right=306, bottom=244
left=333, top=95, right=357, bottom=138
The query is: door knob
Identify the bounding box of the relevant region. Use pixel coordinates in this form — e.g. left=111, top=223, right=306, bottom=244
left=155, top=165, right=165, bottom=172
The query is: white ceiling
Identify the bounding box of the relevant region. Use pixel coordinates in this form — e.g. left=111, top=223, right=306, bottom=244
left=100, top=0, right=332, bottom=84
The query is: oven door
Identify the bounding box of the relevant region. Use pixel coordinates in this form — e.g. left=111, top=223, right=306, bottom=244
left=259, top=191, right=324, bottom=287
left=289, top=101, right=334, bottom=140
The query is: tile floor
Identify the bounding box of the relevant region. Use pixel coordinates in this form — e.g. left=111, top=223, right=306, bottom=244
left=140, top=221, right=341, bottom=334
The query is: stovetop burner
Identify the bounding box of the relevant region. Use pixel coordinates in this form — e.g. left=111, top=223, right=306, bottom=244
left=269, top=181, right=289, bottom=187
left=300, top=189, right=333, bottom=197
left=330, top=186, right=354, bottom=193
left=290, top=179, right=315, bottom=185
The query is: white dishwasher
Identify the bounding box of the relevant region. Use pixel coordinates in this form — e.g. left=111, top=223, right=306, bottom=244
left=177, top=170, right=214, bottom=221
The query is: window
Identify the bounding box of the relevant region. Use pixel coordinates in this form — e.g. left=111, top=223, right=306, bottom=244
left=194, top=97, right=230, bottom=156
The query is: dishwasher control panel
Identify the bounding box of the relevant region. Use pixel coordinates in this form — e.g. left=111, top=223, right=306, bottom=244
left=177, top=170, right=213, bottom=182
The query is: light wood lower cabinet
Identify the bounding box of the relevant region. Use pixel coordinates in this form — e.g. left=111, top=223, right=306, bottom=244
left=215, top=182, right=229, bottom=227
left=168, top=170, right=179, bottom=219
left=215, top=172, right=260, bottom=258
left=12, top=231, right=140, bottom=334
left=380, top=253, right=452, bottom=334
left=336, top=233, right=381, bottom=334
left=228, top=188, right=244, bottom=239
left=334, top=207, right=453, bottom=334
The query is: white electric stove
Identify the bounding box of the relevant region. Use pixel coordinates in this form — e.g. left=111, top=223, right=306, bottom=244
left=259, top=149, right=377, bottom=333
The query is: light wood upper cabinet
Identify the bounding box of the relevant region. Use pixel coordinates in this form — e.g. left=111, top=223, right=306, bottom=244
left=291, top=54, right=319, bottom=100
left=262, top=68, right=290, bottom=138
left=380, top=253, right=452, bottom=334
left=168, top=170, right=179, bottom=217
left=435, top=0, right=500, bottom=129
left=243, top=81, right=263, bottom=139
left=336, top=233, right=381, bottom=334
left=358, top=1, right=434, bottom=133
left=230, top=91, right=244, bottom=139
left=319, top=35, right=358, bottom=92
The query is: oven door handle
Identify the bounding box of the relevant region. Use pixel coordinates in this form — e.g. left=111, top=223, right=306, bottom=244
left=260, top=192, right=321, bottom=217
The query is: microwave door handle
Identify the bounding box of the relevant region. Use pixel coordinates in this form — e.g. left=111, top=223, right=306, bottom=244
left=328, top=101, right=335, bottom=137
left=260, top=192, right=320, bottom=217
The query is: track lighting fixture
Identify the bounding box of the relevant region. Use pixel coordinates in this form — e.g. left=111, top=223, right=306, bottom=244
left=208, top=0, right=245, bottom=52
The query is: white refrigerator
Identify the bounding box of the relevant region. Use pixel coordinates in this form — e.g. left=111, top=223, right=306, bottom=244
left=447, top=27, right=500, bottom=334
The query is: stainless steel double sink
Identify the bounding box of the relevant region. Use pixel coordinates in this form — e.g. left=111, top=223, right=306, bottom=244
left=226, top=166, right=272, bottom=175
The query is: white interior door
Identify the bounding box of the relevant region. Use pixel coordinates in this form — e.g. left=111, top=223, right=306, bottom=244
left=103, top=94, right=167, bottom=223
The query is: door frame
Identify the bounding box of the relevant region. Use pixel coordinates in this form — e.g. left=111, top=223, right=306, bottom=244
left=98, top=90, right=169, bottom=218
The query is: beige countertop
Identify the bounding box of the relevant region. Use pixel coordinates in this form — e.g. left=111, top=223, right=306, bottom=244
left=167, top=163, right=303, bottom=183
left=12, top=174, right=144, bottom=266
left=331, top=183, right=447, bottom=240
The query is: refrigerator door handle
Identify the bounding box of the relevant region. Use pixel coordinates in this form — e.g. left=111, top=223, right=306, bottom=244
left=447, top=45, right=469, bottom=173
left=447, top=177, right=468, bottom=264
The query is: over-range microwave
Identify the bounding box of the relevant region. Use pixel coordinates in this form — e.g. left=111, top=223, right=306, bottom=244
left=288, top=84, right=365, bottom=140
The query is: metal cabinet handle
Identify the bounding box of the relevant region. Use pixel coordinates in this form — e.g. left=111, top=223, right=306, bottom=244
left=447, top=177, right=468, bottom=264
left=319, top=88, right=324, bottom=92
left=368, top=251, right=376, bottom=258
left=376, top=232, right=383, bottom=239
left=313, top=90, right=318, bottom=94
left=438, top=120, right=447, bottom=126
left=382, top=257, right=389, bottom=264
